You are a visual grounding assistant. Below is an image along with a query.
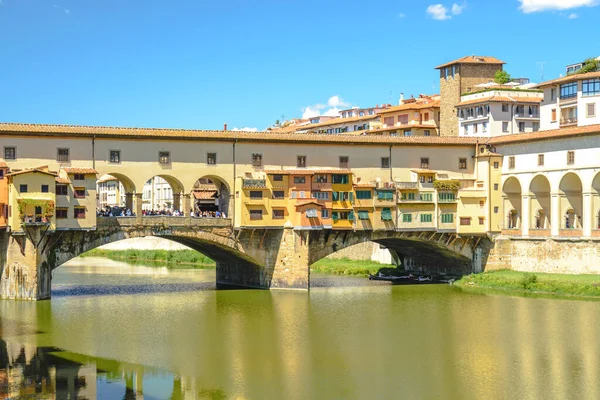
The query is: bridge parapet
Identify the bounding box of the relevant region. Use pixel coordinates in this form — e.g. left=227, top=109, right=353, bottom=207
left=97, top=216, right=232, bottom=228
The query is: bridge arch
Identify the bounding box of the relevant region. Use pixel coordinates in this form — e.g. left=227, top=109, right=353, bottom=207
left=559, top=172, right=583, bottom=229
left=191, top=175, right=232, bottom=217
left=529, top=174, right=551, bottom=230
left=140, top=174, right=186, bottom=213
left=97, top=173, right=138, bottom=212
left=502, top=176, right=522, bottom=230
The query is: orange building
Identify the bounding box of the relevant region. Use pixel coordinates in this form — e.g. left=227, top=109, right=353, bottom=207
left=370, top=95, right=441, bottom=137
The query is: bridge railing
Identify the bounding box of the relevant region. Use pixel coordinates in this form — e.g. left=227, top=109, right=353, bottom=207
left=97, top=216, right=233, bottom=227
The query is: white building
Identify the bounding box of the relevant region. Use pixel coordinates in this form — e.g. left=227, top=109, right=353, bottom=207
left=142, top=176, right=173, bottom=211
left=97, top=175, right=125, bottom=209
left=538, top=71, right=600, bottom=131
left=456, top=87, right=543, bottom=137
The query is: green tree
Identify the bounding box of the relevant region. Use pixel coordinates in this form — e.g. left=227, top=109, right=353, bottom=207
left=494, top=70, right=511, bottom=84
left=574, top=57, right=600, bottom=75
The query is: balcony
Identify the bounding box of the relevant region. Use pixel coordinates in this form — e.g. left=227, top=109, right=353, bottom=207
left=243, top=179, right=267, bottom=189
left=395, top=182, right=418, bottom=190
left=559, top=95, right=577, bottom=105
left=560, top=117, right=578, bottom=127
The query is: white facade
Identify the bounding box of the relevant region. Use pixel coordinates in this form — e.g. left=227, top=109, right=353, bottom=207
left=539, top=73, right=600, bottom=131
left=457, top=90, right=543, bottom=137
left=97, top=177, right=125, bottom=208
left=142, top=176, right=173, bottom=211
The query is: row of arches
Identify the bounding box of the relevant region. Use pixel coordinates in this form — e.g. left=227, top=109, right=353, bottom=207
left=96, top=173, right=232, bottom=216
left=502, top=171, right=600, bottom=234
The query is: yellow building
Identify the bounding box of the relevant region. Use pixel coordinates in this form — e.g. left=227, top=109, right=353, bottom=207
left=371, top=95, right=441, bottom=137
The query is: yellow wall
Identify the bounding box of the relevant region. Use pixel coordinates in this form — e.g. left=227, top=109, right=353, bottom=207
left=9, top=172, right=56, bottom=232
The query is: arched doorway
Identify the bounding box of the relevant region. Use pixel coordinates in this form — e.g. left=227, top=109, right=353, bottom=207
left=502, top=177, right=522, bottom=231
left=97, top=173, right=137, bottom=216
left=191, top=176, right=231, bottom=217
left=559, top=172, right=582, bottom=231
left=529, top=175, right=551, bottom=230
left=592, top=173, right=600, bottom=233
left=141, top=175, right=185, bottom=215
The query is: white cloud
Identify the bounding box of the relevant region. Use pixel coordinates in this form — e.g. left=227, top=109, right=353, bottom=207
left=301, top=105, right=324, bottom=119
left=451, top=3, right=466, bottom=15
left=398, top=12, right=406, bottom=18
left=323, top=108, right=340, bottom=117
left=327, top=95, right=350, bottom=108
left=426, top=4, right=451, bottom=20
left=568, top=12, right=579, bottom=18
left=519, top=0, right=599, bottom=13
left=302, top=95, right=351, bottom=119
left=231, top=127, right=258, bottom=132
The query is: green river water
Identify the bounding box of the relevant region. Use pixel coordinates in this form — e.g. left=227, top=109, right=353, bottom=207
left=1, top=257, right=600, bottom=399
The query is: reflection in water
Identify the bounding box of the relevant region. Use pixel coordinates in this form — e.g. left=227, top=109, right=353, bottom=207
left=1, top=262, right=600, bottom=399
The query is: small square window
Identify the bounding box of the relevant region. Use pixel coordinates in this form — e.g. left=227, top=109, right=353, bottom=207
left=159, top=151, right=171, bottom=165
left=509, top=157, right=515, bottom=169
left=381, top=157, right=390, bottom=168
left=19, top=184, right=27, bottom=193
left=74, top=188, right=86, bottom=199
left=252, top=153, right=262, bottom=167
left=74, top=207, right=86, bottom=219
left=297, top=156, right=306, bottom=168
left=207, top=153, right=217, bottom=165
left=56, top=208, right=68, bottom=219
left=420, top=157, right=429, bottom=169
left=494, top=183, right=499, bottom=190
left=56, top=185, right=68, bottom=195
left=502, top=104, right=509, bottom=112
left=272, top=174, right=283, bottom=182
left=493, top=162, right=499, bottom=169
left=567, top=151, right=575, bottom=165
left=494, top=206, right=499, bottom=213
left=459, top=158, right=467, bottom=170
left=294, top=176, right=306, bottom=184
left=41, top=185, right=49, bottom=193
left=57, top=148, right=70, bottom=163
left=4, top=147, right=16, bottom=160
left=339, top=156, right=349, bottom=168
left=110, top=150, right=121, bottom=163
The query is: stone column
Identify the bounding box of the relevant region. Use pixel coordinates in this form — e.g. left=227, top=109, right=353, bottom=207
left=183, top=194, right=191, bottom=217
left=583, top=192, right=593, bottom=238
left=521, top=194, right=530, bottom=237
left=125, top=192, right=134, bottom=211
left=173, top=193, right=181, bottom=212
left=551, top=193, right=560, bottom=236
left=135, top=193, right=143, bottom=222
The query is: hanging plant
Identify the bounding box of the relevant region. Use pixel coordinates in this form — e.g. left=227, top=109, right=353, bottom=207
left=433, top=179, right=461, bottom=191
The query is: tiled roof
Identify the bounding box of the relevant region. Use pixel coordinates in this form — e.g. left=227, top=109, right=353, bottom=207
left=353, top=183, right=376, bottom=188
left=0, top=122, right=478, bottom=146
left=55, top=177, right=71, bottom=184
left=488, top=124, right=600, bottom=145
left=192, top=190, right=217, bottom=200
left=0, top=162, right=7, bottom=168
left=410, top=169, right=437, bottom=174
left=63, top=167, right=98, bottom=174
left=368, top=125, right=439, bottom=134
left=435, top=55, right=505, bottom=69
left=6, top=167, right=57, bottom=177
left=377, top=99, right=440, bottom=114
left=297, top=115, right=379, bottom=131
left=536, top=71, right=600, bottom=88
left=264, top=169, right=353, bottom=175
left=457, top=96, right=543, bottom=107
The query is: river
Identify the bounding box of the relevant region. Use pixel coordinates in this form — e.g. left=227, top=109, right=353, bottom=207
left=1, top=257, right=600, bottom=399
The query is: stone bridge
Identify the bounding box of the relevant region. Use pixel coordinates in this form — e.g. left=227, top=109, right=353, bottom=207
left=0, top=217, right=493, bottom=300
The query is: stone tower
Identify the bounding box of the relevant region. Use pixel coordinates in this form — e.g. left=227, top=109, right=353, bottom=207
left=436, top=55, right=505, bottom=136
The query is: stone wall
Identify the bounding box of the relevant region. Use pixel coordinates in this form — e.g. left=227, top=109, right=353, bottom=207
left=324, top=241, right=393, bottom=264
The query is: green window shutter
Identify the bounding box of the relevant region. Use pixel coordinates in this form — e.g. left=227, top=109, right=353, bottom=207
left=441, top=213, right=454, bottom=223
left=381, top=208, right=393, bottom=221
left=342, top=175, right=348, bottom=184
left=332, top=192, right=339, bottom=201
left=420, top=214, right=432, bottom=223
left=349, top=192, right=354, bottom=202
left=358, top=210, right=369, bottom=220
left=348, top=211, right=355, bottom=221
left=402, top=213, right=412, bottom=223
left=332, top=212, right=339, bottom=221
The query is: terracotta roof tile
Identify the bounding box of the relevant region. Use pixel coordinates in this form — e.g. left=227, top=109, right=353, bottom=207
left=488, top=124, right=600, bottom=145
left=436, top=55, right=505, bottom=69
left=193, top=190, right=217, bottom=200
left=536, top=71, right=600, bottom=88
left=457, top=96, right=543, bottom=107
left=55, top=177, right=71, bottom=184
left=294, top=200, right=324, bottom=207
left=378, top=99, right=440, bottom=114
left=410, top=169, right=438, bottom=174
left=353, top=183, right=376, bottom=188
left=297, top=115, right=379, bottom=131
left=63, top=167, right=98, bottom=174
left=0, top=122, right=478, bottom=146
left=7, top=167, right=57, bottom=177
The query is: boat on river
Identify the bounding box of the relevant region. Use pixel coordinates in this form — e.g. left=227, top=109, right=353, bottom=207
left=368, top=273, right=455, bottom=284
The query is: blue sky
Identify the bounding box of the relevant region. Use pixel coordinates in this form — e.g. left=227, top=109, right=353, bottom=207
left=0, top=0, right=598, bottom=131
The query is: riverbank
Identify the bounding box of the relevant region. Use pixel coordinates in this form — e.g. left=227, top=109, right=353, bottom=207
left=456, top=270, right=600, bottom=298
left=80, top=250, right=396, bottom=276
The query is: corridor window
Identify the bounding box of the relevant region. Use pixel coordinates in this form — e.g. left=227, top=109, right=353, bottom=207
left=252, top=153, right=262, bottom=167
left=57, top=148, right=70, bottom=163
left=567, top=151, right=575, bottom=165
left=207, top=153, right=217, bottom=165
left=4, top=147, right=16, bottom=160
left=56, top=185, right=68, bottom=195
left=297, top=156, right=306, bottom=168
left=459, top=158, right=467, bottom=170
left=339, top=156, right=349, bottom=168
left=420, top=158, right=429, bottom=169
left=509, top=157, right=515, bottom=169
left=381, top=157, right=390, bottom=169
left=74, top=207, right=86, bottom=219
left=159, top=151, right=170, bottom=165
left=110, top=150, right=121, bottom=163
left=538, top=154, right=544, bottom=166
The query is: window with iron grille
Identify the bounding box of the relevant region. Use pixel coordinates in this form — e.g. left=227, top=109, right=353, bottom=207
left=159, top=151, right=171, bottom=165
left=459, top=158, right=467, bottom=169
left=4, top=147, right=16, bottom=160
left=110, top=150, right=121, bottom=163
left=381, top=157, right=390, bottom=168
left=57, top=148, right=70, bottom=162
left=420, top=158, right=429, bottom=169
left=538, top=154, right=544, bottom=166
left=207, top=153, right=217, bottom=165
left=297, top=156, right=306, bottom=168
left=339, top=156, right=349, bottom=168
left=509, top=157, right=515, bottom=169
left=252, top=154, right=262, bottom=167
left=567, top=151, right=575, bottom=165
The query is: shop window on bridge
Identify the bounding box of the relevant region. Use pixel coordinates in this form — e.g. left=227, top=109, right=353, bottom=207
left=441, top=213, right=454, bottom=223
left=332, top=174, right=348, bottom=184
left=377, top=191, right=394, bottom=201
left=74, top=207, right=86, bottom=219
left=358, top=210, right=370, bottom=220
left=402, top=213, right=412, bottom=223
left=355, top=190, right=372, bottom=200
left=56, top=208, right=68, bottom=219
left=306, top=208, right=318, bottom=218
left=381, top=208, right=393, bottom=221
left=420, top=214, right=432, bottom=223
left=249, top=209, right=262, bottom=220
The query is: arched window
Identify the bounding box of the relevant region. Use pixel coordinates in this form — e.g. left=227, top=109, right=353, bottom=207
left=507, top=210, right=519, bottom=229
left=535, top=209, right=545, bottom=229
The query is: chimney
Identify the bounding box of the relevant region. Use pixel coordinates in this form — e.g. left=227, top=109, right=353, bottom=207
left=223, top=123, right=228, bottom=131
left=399, top=93, right=404, bottom=105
